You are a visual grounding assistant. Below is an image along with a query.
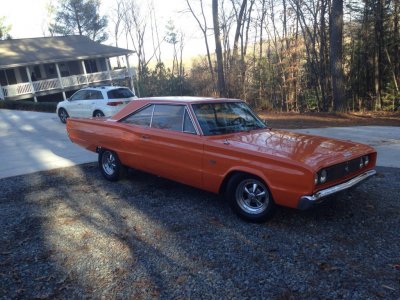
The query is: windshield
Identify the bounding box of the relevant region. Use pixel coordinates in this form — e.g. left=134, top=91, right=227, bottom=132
left=192, top=102, right=266, bottom=135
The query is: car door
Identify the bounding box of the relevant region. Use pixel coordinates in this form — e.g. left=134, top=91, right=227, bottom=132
left=120, top=104, right=204, bottom=189
left=67, top=90, right=89, bottom=117
left=82, top=90, right=104, bottom=117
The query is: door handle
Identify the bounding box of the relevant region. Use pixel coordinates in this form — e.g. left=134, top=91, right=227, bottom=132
left=142, top=135, right=150, bottom=139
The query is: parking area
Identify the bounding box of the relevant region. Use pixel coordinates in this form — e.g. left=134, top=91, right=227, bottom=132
left=0, top=109, right=399, bottom=179
left=0, top=109, right=96, bottom=179
left=1, top=109, right=399, bottom=298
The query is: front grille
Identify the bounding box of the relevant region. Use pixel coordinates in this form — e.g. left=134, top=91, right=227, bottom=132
left=325, top=157, right=363, bottom=183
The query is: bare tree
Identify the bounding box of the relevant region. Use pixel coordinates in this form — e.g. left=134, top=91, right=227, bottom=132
left=213, top=0, right=227, bottom=97
left=110, top=0, right=124, bottom=67
left=185, top=0, right=216, bottom=89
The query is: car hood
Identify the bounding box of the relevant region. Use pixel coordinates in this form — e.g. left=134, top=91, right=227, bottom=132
left=209, top=129, right=375, bottom=170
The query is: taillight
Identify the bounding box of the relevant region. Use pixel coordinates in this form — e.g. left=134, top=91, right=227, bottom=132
left=107, top=101, right=123, bottom=106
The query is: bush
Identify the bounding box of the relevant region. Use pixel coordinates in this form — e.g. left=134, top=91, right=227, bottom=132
left=0, top=100, right=58, bottom=113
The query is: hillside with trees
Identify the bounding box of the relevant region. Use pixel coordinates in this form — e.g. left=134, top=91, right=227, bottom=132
left=108, top=0, right=398, bottom=113
left=5, top=0, right=393, bottom=112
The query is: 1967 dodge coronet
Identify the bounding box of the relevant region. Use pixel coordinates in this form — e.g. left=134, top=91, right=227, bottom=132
left=66, top=97, right=377, bottom=222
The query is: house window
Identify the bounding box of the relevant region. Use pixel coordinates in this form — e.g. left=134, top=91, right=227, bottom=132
left=59, top=63, right=71, bottom=77
left=18, top=67, right=28, bottom=82
left=44, top=63, right=56, bottom=78
left=33, top=66, right=41, bottom=80
left=84, top=60, right=98, bottom=73
left=0, top=69, right=17, bottom=85
left=0, top=70, right=7, bottom=85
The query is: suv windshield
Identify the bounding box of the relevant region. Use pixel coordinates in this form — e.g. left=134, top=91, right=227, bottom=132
left=192, top=102, right=266, bottom=135
left=107, top=88, right=135, bottom=99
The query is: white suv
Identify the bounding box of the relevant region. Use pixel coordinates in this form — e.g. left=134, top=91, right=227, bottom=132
left=56, top=86, right=137, bottom=123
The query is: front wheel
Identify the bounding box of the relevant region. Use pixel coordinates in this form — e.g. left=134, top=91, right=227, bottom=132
left=226, top=174, right=275, bottom=222
left=98, top=150, right=125, bottom=181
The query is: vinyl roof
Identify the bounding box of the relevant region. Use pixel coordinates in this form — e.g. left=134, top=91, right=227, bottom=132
left=0, top=35, right=134, bottom=69
left=138, top=96, right=243, bottom=103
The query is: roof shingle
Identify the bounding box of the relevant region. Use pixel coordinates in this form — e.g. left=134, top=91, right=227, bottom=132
left=0, top=35, right=133, bottom=69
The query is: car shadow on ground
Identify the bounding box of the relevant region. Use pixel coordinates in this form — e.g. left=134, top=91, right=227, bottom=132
left=0, top=164, right=399, bottom=299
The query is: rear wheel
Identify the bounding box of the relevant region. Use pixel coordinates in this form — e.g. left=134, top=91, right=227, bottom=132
left=58, top=108, right=69, bottom=124
left=94, top=110, right=105, bottom=118
left=99, top=150, right=125, bottom=181
left=226, top=174, right=275, bottom=222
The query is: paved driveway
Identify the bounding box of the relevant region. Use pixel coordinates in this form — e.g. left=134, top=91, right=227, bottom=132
left=0, top=109, right=96, bottom=179
left=0, top=109, right=399, bottom=179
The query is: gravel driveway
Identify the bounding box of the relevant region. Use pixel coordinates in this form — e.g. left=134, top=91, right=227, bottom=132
left=0, top=163, right=399, bottom=299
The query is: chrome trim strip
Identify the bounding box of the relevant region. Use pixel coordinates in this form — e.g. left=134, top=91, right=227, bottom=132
left=188, top=104, right=204, bottom=136
left=149, top=104, right=155, bottom=128
left=298, top=169, right=376, bottom=210
left=184, top=106, right=201, bottom=135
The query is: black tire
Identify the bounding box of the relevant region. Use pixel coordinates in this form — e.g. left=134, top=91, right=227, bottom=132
left=94, top=110, right=105, bottom=117
left=98, top=149, right=125, bottom=181
left=226, top=173, right=276, bottom=222
left=58, top=108, right=69, bottom=124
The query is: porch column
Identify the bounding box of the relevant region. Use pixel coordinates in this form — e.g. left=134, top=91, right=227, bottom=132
left=26, top=67, right=37, bottom=102
left=55, top=63, right=67, bottom=100
left=105, top=58, right=112, bottom=82
left=125, top=54, right=134, bottom=91
left=81, top=60, right=89, bottom=85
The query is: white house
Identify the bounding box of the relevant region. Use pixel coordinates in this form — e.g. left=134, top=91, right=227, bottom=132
left=0, top=35, right=135, bottom=101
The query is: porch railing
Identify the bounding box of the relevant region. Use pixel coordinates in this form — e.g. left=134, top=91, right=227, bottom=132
left=1, top=68, right=133, bottom=98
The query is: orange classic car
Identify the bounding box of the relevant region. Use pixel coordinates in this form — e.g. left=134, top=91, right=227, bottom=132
left=66, top=97, right=377, bottom=222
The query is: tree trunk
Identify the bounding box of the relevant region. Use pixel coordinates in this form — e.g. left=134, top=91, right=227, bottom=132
left=330, top=0, right=346, bottom=111
left=374, top=0, right=384, bottom=110
left=394, top=0, right=400, bottom=87
left=212, top=0, right=226, bottom=97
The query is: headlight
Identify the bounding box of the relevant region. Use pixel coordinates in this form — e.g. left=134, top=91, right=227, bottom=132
left=363, top=155, right=369, bottom=166
left=319, top=169, right=327, bottom=183
left=359, top=158, right=364, bottom=169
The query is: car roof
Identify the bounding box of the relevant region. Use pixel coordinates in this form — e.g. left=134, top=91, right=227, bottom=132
left=81, top=86, right=129, bottom=92
left=111, top=96, right=244, bottom=120
left=136, top=96, right=243, bottom=104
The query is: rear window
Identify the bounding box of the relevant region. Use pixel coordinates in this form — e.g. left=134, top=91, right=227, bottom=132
left=107, top=88, right=135, bottom=99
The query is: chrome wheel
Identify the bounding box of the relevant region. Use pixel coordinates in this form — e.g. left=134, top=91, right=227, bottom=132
left=101, top=151, right=117, bottom=176
left=235, top=179, right=269, bottom=215
left=58, top=109, right=68, bottom=123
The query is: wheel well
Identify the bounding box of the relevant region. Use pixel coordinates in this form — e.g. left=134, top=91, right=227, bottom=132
left=219, top=171, right=266, bottom=195
left=93, top=110, right=103, bottom=116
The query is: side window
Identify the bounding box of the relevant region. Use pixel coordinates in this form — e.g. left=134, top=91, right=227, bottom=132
left=122, top=105, right=154, bottom=127
left=87, top=90, right=103, bottom=100
left=183, top=109, right=196, bottom=134
left=70, top=90, right=88, bottom=101
left=151, top=105, right=184, bottom=131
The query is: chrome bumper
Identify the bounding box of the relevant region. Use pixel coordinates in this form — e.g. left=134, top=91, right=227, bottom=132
left=298, top=169, right=376, bottom=210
